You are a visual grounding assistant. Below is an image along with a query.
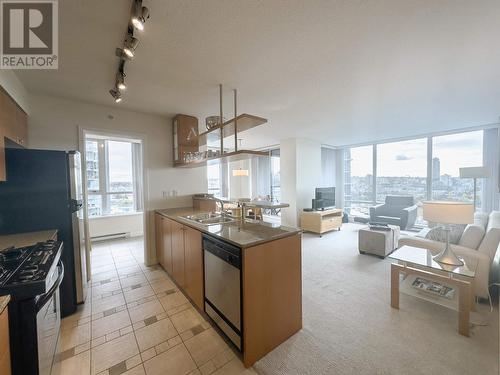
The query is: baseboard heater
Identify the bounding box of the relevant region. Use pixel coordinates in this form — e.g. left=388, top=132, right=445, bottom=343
left=91, top=232, right=129, bottom=242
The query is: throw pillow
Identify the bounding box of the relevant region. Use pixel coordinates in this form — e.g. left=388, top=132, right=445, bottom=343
left=425, top=224, right=466, bottom=245
left=458, top=224, right=485, bottom=249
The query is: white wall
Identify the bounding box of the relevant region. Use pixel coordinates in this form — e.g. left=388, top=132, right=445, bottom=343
left=89, top=213, right=144, bottom=239
left=280, top=138, right=322, bottom=227
left=0, top=71, right=30, bottom=113
left=27, top=94, right=207, bottom=264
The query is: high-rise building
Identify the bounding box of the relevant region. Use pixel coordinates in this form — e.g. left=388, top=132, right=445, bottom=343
left=432, top=157, right=441, bottom=181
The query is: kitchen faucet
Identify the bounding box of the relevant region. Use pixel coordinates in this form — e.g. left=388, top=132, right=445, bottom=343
left=210, top=197, right=227, bottom=217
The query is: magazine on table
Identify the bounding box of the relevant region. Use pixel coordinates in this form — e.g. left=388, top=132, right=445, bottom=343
left=412, top=277, right=455, bottom=299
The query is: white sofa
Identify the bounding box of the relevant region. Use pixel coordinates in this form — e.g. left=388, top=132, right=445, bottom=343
left=398, top=211, right=500, bottom=299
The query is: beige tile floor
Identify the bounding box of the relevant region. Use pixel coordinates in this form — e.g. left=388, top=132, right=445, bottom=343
left=59, top=237, right=257, bottom=375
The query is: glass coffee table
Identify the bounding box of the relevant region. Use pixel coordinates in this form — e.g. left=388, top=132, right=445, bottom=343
left=389, top=245, right=478, bottom=337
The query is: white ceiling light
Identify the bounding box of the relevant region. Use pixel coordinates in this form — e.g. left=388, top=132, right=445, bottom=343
left=109, top=88, right=122, bottom=103
left=132, top=3, right=150, bottom=31
left=233, top=168, right=249, bottom=177
left=123, top=35, right=139, bottom=58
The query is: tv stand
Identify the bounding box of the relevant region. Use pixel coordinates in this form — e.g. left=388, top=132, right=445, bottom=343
left=300, top=208, right=343, bottom=237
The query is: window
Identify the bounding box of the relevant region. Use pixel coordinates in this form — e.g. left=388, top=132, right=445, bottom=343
left=270, top=149, right=280, bottom=202
left=376, top=138, right=427, bottom=223
left=344, top=145, right=373, bottom=216
left=207, top=163, right=222, bottom=197
left=343, top=130, right=485, bottom=223
left=432, top=131, right=483, bottom=207
left=85, top=138, right=141, bottom=217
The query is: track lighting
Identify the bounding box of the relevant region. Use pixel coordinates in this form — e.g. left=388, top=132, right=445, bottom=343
left=123, top=35, right=139, bottom=58
left=109, top=0, right=150, bottom=103
left=109, top=88, right=122, bottom=103
left=116, top=72, right=126, bottom=90
left=115, top=48, right=133, bottom=60
left=131, top=3, right=150, bottom=31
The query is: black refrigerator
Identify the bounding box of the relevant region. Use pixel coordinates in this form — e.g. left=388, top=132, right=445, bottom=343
left=0, top=148, right=89, bottom=317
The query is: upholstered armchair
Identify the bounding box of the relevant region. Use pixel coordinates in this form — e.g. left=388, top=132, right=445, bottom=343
left=369, top=195, right=418, bottom=230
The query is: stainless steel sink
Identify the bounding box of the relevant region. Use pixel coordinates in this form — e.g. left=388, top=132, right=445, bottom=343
left=182, top=213, right=236, bottom=226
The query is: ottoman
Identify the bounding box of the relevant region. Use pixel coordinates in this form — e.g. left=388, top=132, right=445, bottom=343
left=358, top=225, right=400, bottom=258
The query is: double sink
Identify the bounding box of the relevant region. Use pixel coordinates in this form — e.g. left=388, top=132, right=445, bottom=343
left=182, top=213, right=237, bottom=226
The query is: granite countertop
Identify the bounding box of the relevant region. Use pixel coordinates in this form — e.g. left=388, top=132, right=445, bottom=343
left=0, top=295, right=10, bottom=314
left=156, top=208, right=301, bottom=248
left=0, top=230, right=58, bottom=251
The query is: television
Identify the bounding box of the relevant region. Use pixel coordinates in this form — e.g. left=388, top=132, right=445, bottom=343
left=314, top=187, right=335, bottom=210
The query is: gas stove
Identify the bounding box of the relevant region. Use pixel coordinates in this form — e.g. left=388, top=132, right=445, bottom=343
left=0, top=240, right=63, bottom=300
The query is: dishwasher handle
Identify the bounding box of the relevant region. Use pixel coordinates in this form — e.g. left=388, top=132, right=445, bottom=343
left=203, top=236, right=241, bottom=269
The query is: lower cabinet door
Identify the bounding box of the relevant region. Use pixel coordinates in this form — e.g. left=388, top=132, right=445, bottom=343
left=155, top=214, right=164, bottom=267
left=170, top=221, right=186, bottom=288
left=183, top=227, right=204, bottom=310
left=162, top=218, right=173, bottom=274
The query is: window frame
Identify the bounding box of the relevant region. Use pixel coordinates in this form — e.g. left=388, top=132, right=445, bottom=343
left=343, top=129, right=485, bottom=217
left=86, top=138, right=136, bottom=217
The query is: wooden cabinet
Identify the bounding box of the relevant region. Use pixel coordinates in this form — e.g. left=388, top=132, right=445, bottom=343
left=155, top=214, right=174, bottom=275
left=0, top=86, right=28, bottom=181
left=161, top=217, right=173, bottom=274
left=300, top=208, right=343, bottom=236
left=173, top=114, right=199, bottom=165
left=155, top=214, right=164, bottom=266
left=170, top=220, right=186, bottom=288
left=0, top=307, right=11, bottom=375
left=183, top=226, right=203, bottom=310
left=0, top=87, right=27, bottom=148
left=155, top=214, right=204, bottom=310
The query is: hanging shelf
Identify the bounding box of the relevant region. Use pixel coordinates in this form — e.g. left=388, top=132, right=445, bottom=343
left=174, top=85, right=268, bottom=167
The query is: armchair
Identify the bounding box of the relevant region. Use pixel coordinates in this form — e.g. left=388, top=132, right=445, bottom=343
left=369, top=195, right=418, bottom=230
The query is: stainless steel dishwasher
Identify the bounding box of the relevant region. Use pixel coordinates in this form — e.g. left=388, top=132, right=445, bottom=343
left=203, top=234, right=242, bottom=350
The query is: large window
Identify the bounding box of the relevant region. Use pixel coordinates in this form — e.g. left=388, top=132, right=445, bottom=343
left=344, top=145, right=373, bottom=216
left=432, top=131, right=483, bottom=207
left=270, top=149, right=280, bottom=202
left=343, top=130, right=485, bottom=224
left=207, top=163, right=222, bottom=197
left=85, top=138, right=139, bottom=217
left=376, top=138, right=428, bottom=206
left=206, top=149, right=281, bottom=204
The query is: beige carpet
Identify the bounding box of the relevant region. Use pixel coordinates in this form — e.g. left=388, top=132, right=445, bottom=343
left=253, top=224, right=499, bottom=375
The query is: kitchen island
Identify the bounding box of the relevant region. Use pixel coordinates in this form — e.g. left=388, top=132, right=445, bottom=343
left=155, top=208, right=302, bottom=367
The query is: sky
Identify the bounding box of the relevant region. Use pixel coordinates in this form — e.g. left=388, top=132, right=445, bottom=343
left=107, top=141, right=133, bottom=182
left=350, top=130, right=483, bottom=177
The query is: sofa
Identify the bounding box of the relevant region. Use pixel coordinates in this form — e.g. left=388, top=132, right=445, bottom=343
left=370, top=196, right=418, bottom=230
left=398, top=211, right=500, bottom=299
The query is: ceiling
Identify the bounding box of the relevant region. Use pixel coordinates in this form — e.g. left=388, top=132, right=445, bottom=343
left=16, top=0, right=500, bottom=149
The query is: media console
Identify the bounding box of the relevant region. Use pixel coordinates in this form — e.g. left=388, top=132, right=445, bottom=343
left=300, top=208, right=343, bottom=237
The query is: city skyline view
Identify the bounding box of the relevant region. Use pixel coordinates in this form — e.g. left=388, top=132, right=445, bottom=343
left=349, top=130, right=483, bottom=177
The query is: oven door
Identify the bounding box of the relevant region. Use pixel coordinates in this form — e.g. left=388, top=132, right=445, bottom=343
left=36, top=261, right=64, bottom=375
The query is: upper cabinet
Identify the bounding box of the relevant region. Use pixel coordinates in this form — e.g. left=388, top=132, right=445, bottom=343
left=0, top=87, right=27, bottom=148
left=173, top=114, right=199, bottom=166
left=0, top=86, right=28, bottom=181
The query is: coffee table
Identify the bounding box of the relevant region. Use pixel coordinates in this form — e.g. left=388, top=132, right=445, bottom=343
left=389, top=245, right=478, bottom=336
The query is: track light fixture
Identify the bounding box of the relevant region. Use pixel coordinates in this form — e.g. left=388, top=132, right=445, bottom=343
left=131, top=1, right=150, bottom=31
left=116, top=72, right=126, bottom=90
left=123, top=35, right=139, bottom=58
left=109, top=0, right=150, bottom=103
left=109, top=88, right=122, bottom=103
left=115, top=48, right=133, bottom=61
